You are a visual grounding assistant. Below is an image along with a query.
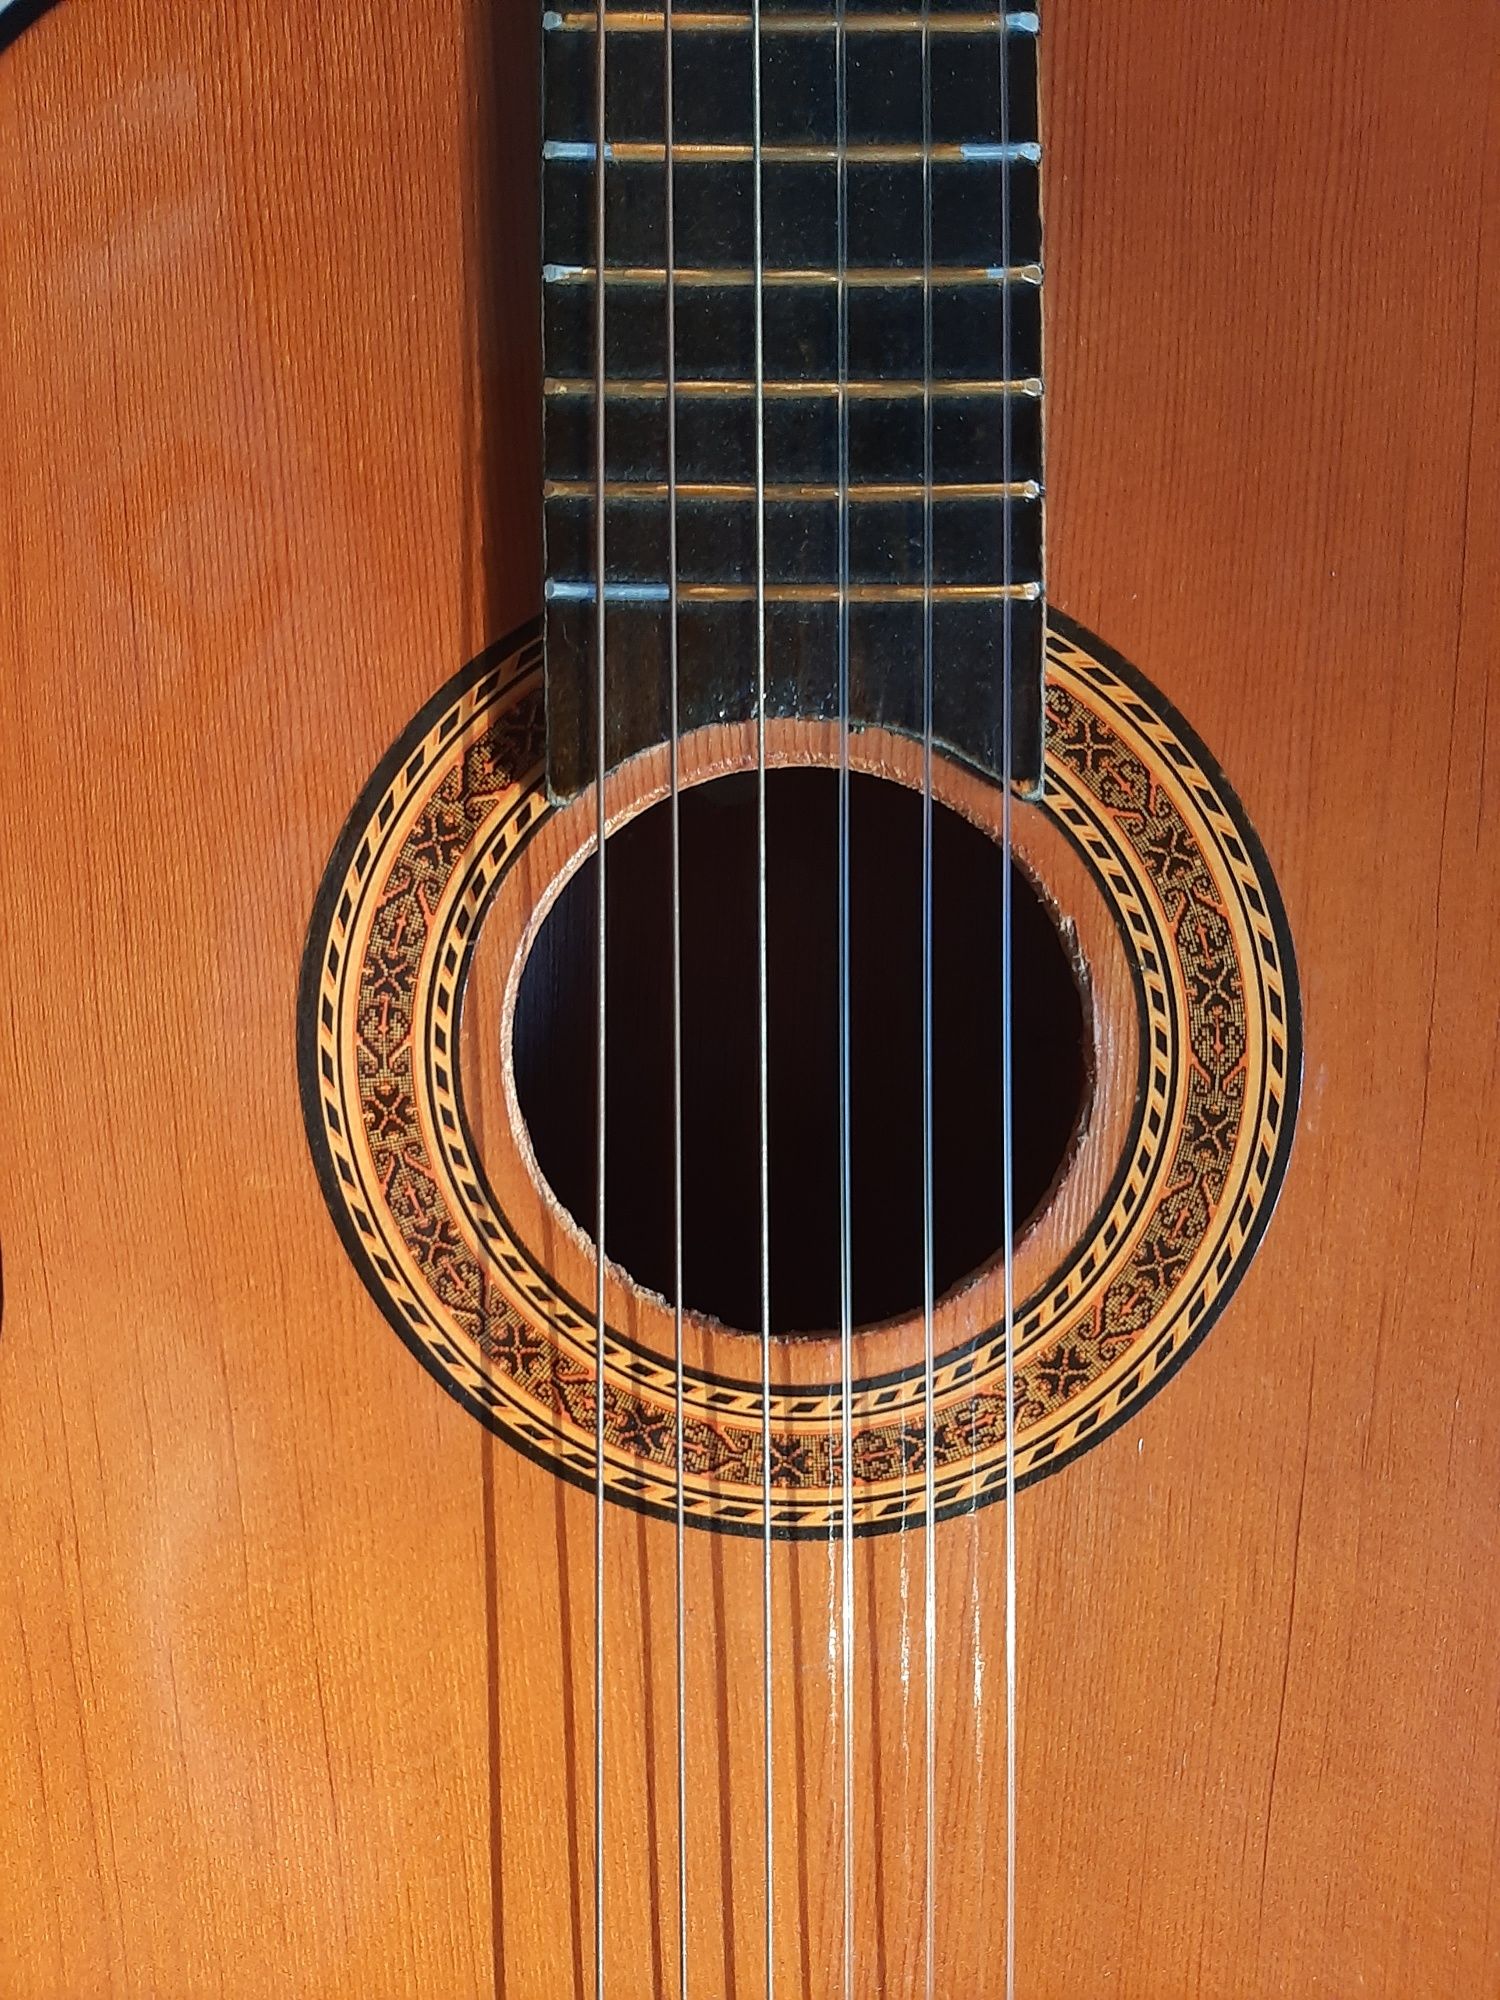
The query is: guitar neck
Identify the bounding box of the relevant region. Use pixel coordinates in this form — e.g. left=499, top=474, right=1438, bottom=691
left=540, top=2, right=1047, bottom=797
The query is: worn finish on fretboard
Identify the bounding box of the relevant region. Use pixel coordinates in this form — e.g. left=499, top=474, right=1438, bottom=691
left=541, top=2, right=1047, bottom=794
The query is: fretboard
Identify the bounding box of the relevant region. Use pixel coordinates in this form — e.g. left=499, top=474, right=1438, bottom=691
left=541, top=2, right=1045, bottom=797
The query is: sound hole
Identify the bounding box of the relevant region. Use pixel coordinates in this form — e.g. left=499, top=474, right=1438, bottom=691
left=512, top=769, right=1088, bottom=1337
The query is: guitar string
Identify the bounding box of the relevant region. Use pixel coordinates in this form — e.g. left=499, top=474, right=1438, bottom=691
left=834, top=0, right=856, bottom=1992
left=591, top=0, right=608, bottom=1987
left=662, top=0, right=689, bottom=1993
left=964, top=11, right=1020, bottom=1994
left=592, top=0, right=1032, bottom=1984
left=920, top=0, right=938, bottom=1995
left=750, top=0, right=775, bottom=1986
left=998, top=5, right=1019, bottom=1992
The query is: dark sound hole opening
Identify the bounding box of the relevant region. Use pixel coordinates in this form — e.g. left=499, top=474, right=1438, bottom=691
left=512, top=769, right=1088, bottom=1337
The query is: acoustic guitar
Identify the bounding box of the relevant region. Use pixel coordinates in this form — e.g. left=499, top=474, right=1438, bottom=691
left=1, top=0, right=1496, bottom=1994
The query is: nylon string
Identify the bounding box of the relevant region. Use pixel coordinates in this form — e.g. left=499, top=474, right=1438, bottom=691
left=834, top=0, right=856, bottom=1994
left=750, top=0, right=776, bottom=1988
left=998, top=5, right=1020, bottom=1991
left=662, top=1, right=689, bottom=1994
left=919, top=0, right=938, bottom=1994
left=591, top=0, right=608, bottom=1989
left=596, top=3, right=1021, bottom=1991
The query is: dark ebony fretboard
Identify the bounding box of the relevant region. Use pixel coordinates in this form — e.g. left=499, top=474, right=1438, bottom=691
left=542, top=3, right=1045, bottom=797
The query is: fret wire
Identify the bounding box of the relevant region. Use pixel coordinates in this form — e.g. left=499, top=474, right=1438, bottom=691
left=545, top=478, right=1041, bottom=500
left=544, top=264, right=1043, bottom=286
left=545, top=9, right=1040, bottom=32
left=544, top=378, right=1044, bottom=400
left=544, top=140, right=1040, bottom=163
left=545, top=580, right=1041, bottom=602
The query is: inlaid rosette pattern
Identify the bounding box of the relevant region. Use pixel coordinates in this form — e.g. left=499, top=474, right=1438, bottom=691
left=300, top=613, right=1300, bottom=1533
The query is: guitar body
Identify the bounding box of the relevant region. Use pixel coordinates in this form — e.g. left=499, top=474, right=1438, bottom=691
left=1, top=3, right=1496, bottom=1995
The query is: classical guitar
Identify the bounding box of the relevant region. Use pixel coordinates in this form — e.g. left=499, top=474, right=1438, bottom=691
left=1, top=1, right=1496, bottom=1994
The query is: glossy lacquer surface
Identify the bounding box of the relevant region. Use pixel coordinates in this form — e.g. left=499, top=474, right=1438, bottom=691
left=1, top=2, right=1498, bottom=1995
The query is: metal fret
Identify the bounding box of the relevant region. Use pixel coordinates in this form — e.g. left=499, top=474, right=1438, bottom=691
left=544, top=139, right=1040, bottom=163
left=544, top=263, right=1042, bottom=287
left=544, top=377, right=1043, bottom=399
left=546, top=478, right=1041, bottom=499
left=545, top=10, right=1039, bottom=32
left=546, top=579, right=1041, bottom=603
